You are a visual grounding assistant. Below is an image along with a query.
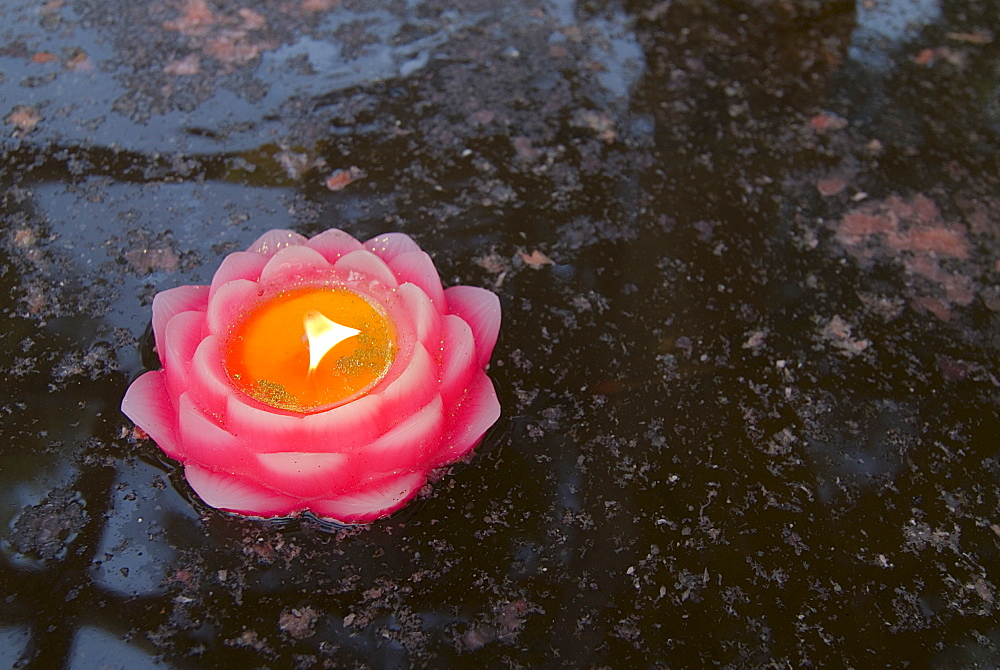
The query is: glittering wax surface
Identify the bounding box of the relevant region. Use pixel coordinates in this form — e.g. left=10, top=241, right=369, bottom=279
left=121, top=228, right=501, bottom=523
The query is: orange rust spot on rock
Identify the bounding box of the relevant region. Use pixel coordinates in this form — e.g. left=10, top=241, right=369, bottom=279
left=5, top=105, right=42, bottom=134
left=325, top=166, right=366, bottom=191
left=809, top=113, right=847, bottom=133
left=895, top=227, right=970, bottom=258
left=817, top=176, right=847, bottom=197
left=837, top=211, right=895, bottom=241
left=915, top=296, right=952, bottom=322
left=164, top=0, right=216, bottom=36
left=66, top=50, right=92, bottom=71
left=301, top=0, right=340, bottom=11
left=913, top=48, right=935, bottom=66
left=518, top=249, right=555, bottom=269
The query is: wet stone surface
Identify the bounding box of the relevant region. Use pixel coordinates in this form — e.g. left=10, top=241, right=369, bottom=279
left=1, top=0, right=999, bottom=667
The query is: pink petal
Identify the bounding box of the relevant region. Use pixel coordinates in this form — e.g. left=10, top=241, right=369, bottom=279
left=362, top=396, right=445, bottom=471
left=374, top=343, right=437, bottom=419
left=161, top=310, right=205, bottom=401
left=438, top=315, right=476, bottom=405
left=247, top=229, right=307, bottom=257
left=209, top=251, right=268, bottom=300
left=308, top=471, right=426, bottom=523
left=206, top=279, right=260, bottom=335
left=306, top=228, right=364, bottom=263
left=364, top=232, right=421, bottom=263
left=445, top=286, right=501, bottom=367
left=257, top=244, right=334, bottom=286
left=255, top=451, right=352, bottom=498
left=434, top=370, right=500, bottom=466
left=177, top=392, right=252, bottom=470
left=300, top=393, right=387, bottom=451
left=397, top=282, right=442, bottom=351
left=188, top=335, right=236, bottom=418
left=387, top=250, right=445, bottom=307
left=184, top=464, right=300, bottom=517
left=151, top=285, right=209, bottom=357
left=226, top=392, right=386, bottom=454
left=223, top=399, right=305, bottom=453
left=333, top=249, right=398, bottom=288
left=120, top=371, right=182, bottom=460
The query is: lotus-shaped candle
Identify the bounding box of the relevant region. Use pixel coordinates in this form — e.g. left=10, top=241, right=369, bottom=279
left=122, top=229, right=501, bottom=523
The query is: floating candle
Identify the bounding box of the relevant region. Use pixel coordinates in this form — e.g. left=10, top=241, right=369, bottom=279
left=121, top=228, right=501, bottom=524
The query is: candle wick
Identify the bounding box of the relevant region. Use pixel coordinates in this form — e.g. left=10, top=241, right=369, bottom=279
left=304, top=311, right=361, bottom=373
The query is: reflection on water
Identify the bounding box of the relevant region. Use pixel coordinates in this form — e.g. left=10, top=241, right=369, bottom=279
left=849, top=0, right=941, bottom=69
left=89, top=459, right=192, bottom=598
left=0, top=627, right=31, bottom=667
left=68, top=626, right=158, bottom=670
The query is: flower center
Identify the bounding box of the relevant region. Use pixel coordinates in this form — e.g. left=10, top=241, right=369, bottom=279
left=223, top=287, right=395, bottom=413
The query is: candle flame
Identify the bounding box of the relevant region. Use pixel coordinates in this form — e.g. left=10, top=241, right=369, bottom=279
left=304, top=311, right=361, bottom=373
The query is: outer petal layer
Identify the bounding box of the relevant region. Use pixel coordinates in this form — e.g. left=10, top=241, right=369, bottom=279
left=434, top=371, right=501, bottom=466
left=184, top=464, right=300, bottom=517
left=307, top=228, right=364, bottom=262
left=152, top=285, right=209, bottom=355
left=365, top=233, right=421, bottom=263
left=121, top=371, right=181, bottom=460
left=309, top=471, right=426, bottom=523
left=248, top=229, right=307, bottom=257
left=388, top=250, right=445, bottom=307
left=445, top=286, right=501, bottom=367
left=123, top=227, right=501, bottom=524
left=438, top=315, right=477, bottom=405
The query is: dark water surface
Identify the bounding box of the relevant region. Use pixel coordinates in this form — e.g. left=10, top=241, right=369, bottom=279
left=2, top=0, right=999, bottom=667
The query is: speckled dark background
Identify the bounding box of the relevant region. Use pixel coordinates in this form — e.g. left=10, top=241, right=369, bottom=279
left=2, top=0, right=999, bottom=667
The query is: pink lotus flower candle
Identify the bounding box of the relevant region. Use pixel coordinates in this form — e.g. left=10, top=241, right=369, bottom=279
left=121, top=228, right=501, bottom=523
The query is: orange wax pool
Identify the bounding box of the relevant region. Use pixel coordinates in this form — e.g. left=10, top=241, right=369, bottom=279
left=224, top=287, right=395, bottom=412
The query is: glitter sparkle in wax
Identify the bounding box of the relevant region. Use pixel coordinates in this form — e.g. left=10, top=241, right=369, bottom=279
left=224, top=287, right=395, bottom=413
